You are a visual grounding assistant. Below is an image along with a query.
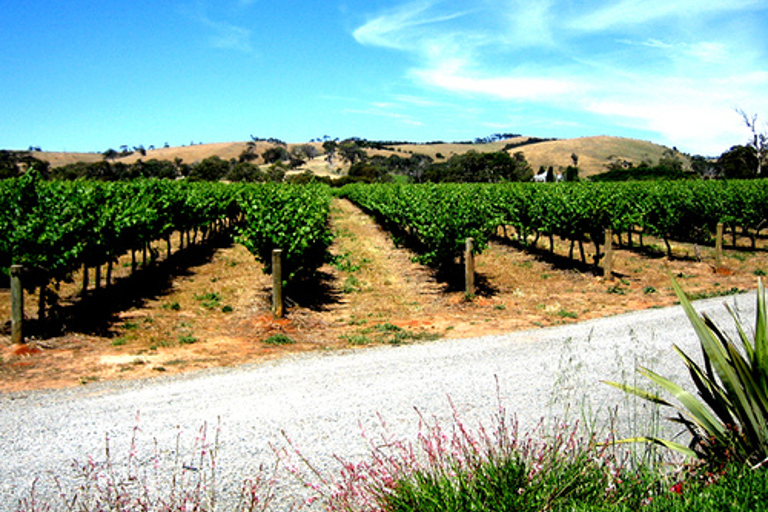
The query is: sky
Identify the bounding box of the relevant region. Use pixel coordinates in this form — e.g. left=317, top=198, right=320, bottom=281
left=2, top=0, right=767, bottom=156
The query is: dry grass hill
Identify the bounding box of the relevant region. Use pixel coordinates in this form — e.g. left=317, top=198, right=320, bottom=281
left=35, top=136, right=687, bottom=179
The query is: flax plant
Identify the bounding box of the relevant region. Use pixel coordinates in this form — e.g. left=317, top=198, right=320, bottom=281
left=606, top=278, right=768, bottom=466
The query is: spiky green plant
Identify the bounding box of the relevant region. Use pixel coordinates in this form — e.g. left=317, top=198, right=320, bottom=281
left=605, top=278, right=768, bottom=466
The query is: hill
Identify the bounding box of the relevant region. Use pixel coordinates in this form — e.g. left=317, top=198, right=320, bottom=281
left=33, top=136, right=687, bottom=179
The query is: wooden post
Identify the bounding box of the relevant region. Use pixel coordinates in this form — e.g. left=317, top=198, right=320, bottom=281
left=465, top=238, right=475, bottom=296
left=604, top=228, right=614, bottom=280
left=715, top=222, right=724, bottom=267
left=272, top=249, right=284, bottom=319
left=10, top=265, right=23, bottom=344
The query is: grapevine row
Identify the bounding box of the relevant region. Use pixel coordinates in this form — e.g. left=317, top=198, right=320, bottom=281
left=1, top=176, right=334, bottom=298
left=340, top=181, right=768, bottom=269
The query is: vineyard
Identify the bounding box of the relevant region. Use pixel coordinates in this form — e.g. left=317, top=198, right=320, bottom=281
left=2, top=177, right=768, bottom=390
left=340, top=180, right=768, bottom=269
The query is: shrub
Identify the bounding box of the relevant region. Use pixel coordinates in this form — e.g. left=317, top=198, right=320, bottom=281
left=606, top=278, right=768, bottom=467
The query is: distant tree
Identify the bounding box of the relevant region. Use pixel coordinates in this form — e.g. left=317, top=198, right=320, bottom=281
left=292, top=144, right=319, bottom=160
left=690, top=155, right=719, bottom=178
left=338, top=140, right=367, bottom=165
left=239, top=141, right=259, bottom=162
left=322, top=140, right=338, bottom=166
left=264, top=163, right=286, bottom=182
left=85, top=161, right=118, bottom=181
left=737, top=109, right=767, bottom=176
left=563, top=165, right=579, bottom=182
left=657, top=150, right=684, bottom=173
left=570, top=153, right=579, bottom=167
left=424, top=150, right=531, bottom=183
left=102, top=148, right=119, bottom=161
left=718, top=145, right=759, bottom=179
left=261, top=146, right=290, bottom=164
left=188, top=156, right=229, bottom=181
left=347, top=162, right=390, bottom=183
left=227, top=162, right=264, bottom=182
left=137, top=159, right=177, bottom=179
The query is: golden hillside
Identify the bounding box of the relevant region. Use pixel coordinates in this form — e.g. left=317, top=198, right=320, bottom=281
left=34, top=136, right=686, bottom=179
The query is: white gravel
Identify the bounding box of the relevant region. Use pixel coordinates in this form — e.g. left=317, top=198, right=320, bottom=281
left=0, top=290, right=758, bottom=510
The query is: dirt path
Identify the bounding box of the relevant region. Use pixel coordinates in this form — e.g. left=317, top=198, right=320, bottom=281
left=2, top=198, right=767, bottom=392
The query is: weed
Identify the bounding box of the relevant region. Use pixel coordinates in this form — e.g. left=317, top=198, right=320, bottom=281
left=342, top=335, right=372, bottom=346
left=79, top=375, right=99, bottom=385
left=607, top=285, right=627, bottom=295
left=153, top=366, right=167, bottom=372
left=754, top=268, right=766, bottom=276
left=122, top=320, right=140, bottom=330
left=686, top=287, right=743, bottom=301
left=163, top=301, right=181, bottom=311
left=494, top=304, right=507, bottom=311
left=178, top=334, right=198, bottom=345
left=111, top=338, right=128, bottom=347
left=343, top=275, right=361, bottom=293
left=221, top=305, right=234, bottom=313
left=643, top=286, right=657, bottom=294
left=195, top=292, right=222, bottom=310
left=331, top=252, right=369, bottom=273
left=376, top=322, right=403, bottom=333
left=557, top=309, right=578, bottom=319
left=264, top=333, right=295, bottom=345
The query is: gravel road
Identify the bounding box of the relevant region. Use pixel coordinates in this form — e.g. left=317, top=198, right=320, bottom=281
left=0, top=290, right=758, bottom=510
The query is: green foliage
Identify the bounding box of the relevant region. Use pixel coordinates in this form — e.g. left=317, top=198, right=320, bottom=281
left=590, top=162, right=694, bottom=182
left=340, top=183, right=498, bottom=269
left=606, top=278, right=768, bottom=466
left=261, top=146, right=291, bottom=164
left=263, top=333, right=295, bottom=345
left=235, top=184, right=333, bottom=279
left=424, top=150, right=532, bottom=183
left=0, top=175, right=239, bottom=287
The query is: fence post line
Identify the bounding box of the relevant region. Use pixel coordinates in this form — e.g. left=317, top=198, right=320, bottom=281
left=10, top=265, right=23, bottom=344
left=604, top=228, right=614, bottom=280
left=465, top=238, right=475, bottom=296
left=715, top=222, right=724, bottom=267
left=272, top=249, right=284, bottom=319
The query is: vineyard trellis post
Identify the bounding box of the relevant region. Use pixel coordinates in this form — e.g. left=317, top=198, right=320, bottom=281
left=272, top=249, right=284, bottom=319
left=10, top=265, right=23, bottom=344
left=604, top=229, right=614, bottom=280
left=465, top=238, right=475, bottom=296
left=716, top=222, right=724, bottom=267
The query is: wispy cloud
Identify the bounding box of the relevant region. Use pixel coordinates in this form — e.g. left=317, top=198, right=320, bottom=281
left=184, top=2, right=254, bottom=53
left=352, top=0, right=768, bottom=154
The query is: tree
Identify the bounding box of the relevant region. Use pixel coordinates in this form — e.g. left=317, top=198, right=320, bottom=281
left=227, top=162, right=265, bottom=182
left=718, top=145, right=759, bottom=179
left=239, top=141, right=259, bottom=162
left=102, top=148, right=119, bottom=161
left=424, top=150, right=531, bottom=183
left=338, top=140, right=367, bottom=165
left=323, top=140, right=338, bottom=168
left=261, top=146, right=290, bottom=164
left=563, top=165, right=580, bottom=182
left=737, top=109, right=767, bottom=176
left=188, top=156, right=229, bottom=181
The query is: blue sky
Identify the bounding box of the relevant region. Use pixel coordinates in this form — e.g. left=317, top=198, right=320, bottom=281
left=2, top=0, right=767, bottom=156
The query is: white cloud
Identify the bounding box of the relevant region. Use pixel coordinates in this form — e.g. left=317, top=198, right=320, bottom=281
left=352, top=0, right=768, bottom=154
left=414, top=66, right=579, bottom=100
left=570, top=0, right=762, bottom=32
left=183, top=2, right=254, bottom=53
